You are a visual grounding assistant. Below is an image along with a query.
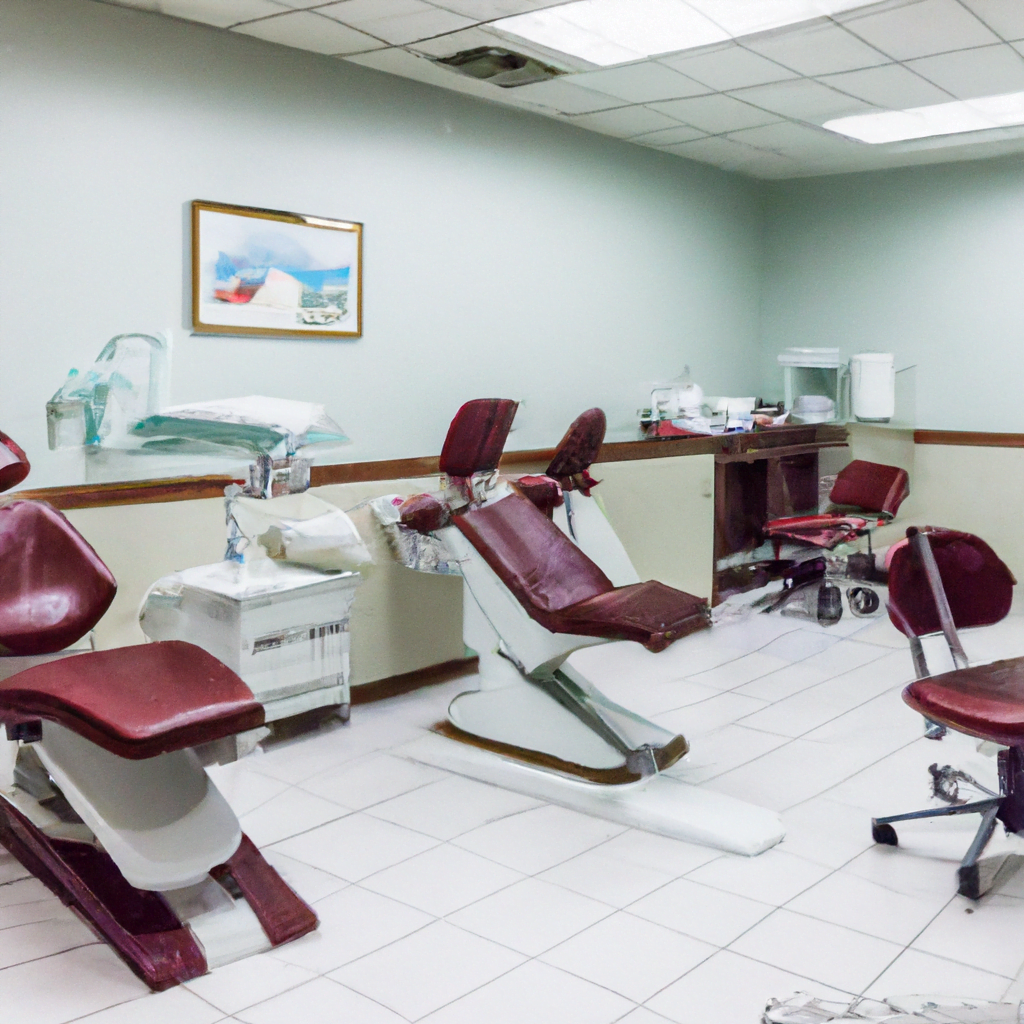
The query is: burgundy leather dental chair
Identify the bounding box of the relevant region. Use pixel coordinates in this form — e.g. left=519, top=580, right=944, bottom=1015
left=0, top=436, right=316, bottom=990
left=402, top=400, right=708, bottom=776
left=871, top=526, right=1022, bottom=899
left=764, top=459, right=910, bottom=551
left=387, top=400, right=786, bottom=855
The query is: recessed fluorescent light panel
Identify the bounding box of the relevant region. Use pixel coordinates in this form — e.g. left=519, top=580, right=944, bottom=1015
left=824, top=91, right=1024, bottom=143
left=492, top=0, right=881, bottom=67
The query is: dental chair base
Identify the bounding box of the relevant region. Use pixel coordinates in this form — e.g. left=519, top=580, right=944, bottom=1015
left=416, top=521, right=785, bottom=856
left=0, top=643, right=317, bottom=990
left=402, top=729, right=785, bottom=856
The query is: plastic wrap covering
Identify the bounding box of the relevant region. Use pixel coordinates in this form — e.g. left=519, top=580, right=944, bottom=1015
left=132, top=396, right=349, bottom=457
left=227, top=492, right=372, bottom=573
left=46, top=333, right=169, bottom=450
left=370, top=495, right=462, bottom=576
left=764, top=991, right=1022, bottom=1022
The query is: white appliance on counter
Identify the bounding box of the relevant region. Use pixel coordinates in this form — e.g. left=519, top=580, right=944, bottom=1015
left=850, top=352, right=895, bottom=423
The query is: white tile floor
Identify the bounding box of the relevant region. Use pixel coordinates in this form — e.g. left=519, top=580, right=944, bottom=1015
left=6, top=602, right=1024, bottom=1023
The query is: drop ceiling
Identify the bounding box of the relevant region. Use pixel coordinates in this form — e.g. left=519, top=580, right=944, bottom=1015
left=95, top=0, right=1024, bottom=178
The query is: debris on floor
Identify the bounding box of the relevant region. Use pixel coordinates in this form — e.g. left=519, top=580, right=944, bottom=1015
left=763, top=992, right=1024, bottom=1023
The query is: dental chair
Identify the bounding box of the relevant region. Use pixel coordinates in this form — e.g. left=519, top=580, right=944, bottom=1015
left=395, top=400, right=785, bottom=854
left=0, top=439, right=316, bottom=990
left=870, top=526, right=1021, bottom=899
left=764, top=459, right=910, bottom=552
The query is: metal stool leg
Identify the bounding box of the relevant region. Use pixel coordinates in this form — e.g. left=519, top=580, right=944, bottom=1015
left=871, top=796, right=1002, bottom=846
left=957, top=803, right=1003, bottom=900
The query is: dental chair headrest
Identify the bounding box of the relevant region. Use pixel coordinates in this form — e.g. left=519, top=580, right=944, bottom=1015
left=439, top=399, right=518, bottom=478
left=546, top=408, right=606, bottom=480
left=0, top=431, right=30, bottom=493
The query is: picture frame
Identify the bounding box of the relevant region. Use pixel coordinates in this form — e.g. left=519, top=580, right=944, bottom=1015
left=191, top=200, right=362, bottom=339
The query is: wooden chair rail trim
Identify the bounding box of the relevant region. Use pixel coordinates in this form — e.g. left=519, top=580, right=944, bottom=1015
left=10, top=425, right=849, bottom=510
left=914, top=430, right=1024, bottom=448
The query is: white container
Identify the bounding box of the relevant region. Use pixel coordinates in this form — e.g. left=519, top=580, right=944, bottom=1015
left=139, top=559, right=361, bottom=723
left=850, top=352, right=895, bottom=422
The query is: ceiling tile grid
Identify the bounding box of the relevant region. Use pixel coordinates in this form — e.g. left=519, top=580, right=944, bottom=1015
left=94, top=0, right=1024, bottom=178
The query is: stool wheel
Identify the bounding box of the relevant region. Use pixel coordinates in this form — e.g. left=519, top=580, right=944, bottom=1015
left=872, top=822, right=898, bottom=846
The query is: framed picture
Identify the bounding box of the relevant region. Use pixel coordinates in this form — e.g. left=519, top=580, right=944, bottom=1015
left=191, top=200, right=362, bottom=339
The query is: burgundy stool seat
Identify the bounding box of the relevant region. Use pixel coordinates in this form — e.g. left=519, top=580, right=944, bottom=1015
left=903, top=659, right=1024, bottom=748
left=456, top=493, right=708, bottom=652
left=0, top=641, right=264, bottom=759
left=0, top=501, right=117, bottom=656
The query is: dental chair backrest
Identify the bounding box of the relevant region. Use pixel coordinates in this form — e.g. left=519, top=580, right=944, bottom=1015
left=546, top=407, right=605, bottom=495
left=887, top=527, right=1014, bottom=639
left=439, top=399, right=519, bottom=501
left=830, top=460, right=909, bottom=518
left=0, top=439, right=117, bottom=657
left=0, top=431, right=30, bottom=493
left=544, top=408, right=640, bottom=587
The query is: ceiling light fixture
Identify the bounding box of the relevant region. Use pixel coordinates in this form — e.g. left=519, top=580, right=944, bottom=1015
left=823, top=91, right=1024, bottom=143
left=492, top=0, right=882, bottom=68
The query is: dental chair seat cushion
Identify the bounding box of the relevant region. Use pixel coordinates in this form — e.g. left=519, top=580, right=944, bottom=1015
left=0, top=641, right=264, bottom=759
left=455, top=493, right=708, bottom=652
left=555, top=581, right=708, bottom=652
left=903, top=657, right=1024, bottom=747
left=829, top=460, right=909, bottom=516
left=0, top=501, right=117, bottom=655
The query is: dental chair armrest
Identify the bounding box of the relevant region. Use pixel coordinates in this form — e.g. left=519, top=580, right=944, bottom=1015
left=399, top=493, right=451, bottom=534
left=512, top=475, right=563, bottom=518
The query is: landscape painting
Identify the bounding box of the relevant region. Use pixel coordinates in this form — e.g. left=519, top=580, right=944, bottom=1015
left=192, top=201, right=362, bottom=339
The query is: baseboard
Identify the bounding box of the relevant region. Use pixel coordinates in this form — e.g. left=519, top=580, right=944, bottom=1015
left=351, top=657, right=479, bottom=705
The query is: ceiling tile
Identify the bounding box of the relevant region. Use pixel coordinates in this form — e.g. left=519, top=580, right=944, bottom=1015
left=742, top=20, right=890, bottom=76
left=817, top=63, right=951, bottom=109
left=647, top=92, right=782, bottom=132
left=733, top=78, right=877, bottom=123
left=958, top=0, right=1024, bottom=42
left=569, top=62, right=708, bottom=103
left=837, top=0, right=1000, bottom=61
left=659, top=135, right=764, bottom=170
left=727, top=121, right=858, bottom=160
left=429, top=0, right=568, bottom=15
left=105, top=0, right=298, bottom=25
left=502, top=78, right=623, bottom=114
left=565, top=105, right=683, bottom=138
left=659, top=42, right=797, bottom=91
left=233, top=10, right=385, bottom=53
left=632, top=124, right=709, bottom=147
left=905, top=43, right=1024, bottom=99
left=318, top=0, right=475, bottom=46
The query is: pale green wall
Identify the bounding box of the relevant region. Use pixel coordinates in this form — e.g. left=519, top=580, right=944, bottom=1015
left=760, top=156, right=1024, bottom=432
left=1, top=0, right=764, bottom=488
